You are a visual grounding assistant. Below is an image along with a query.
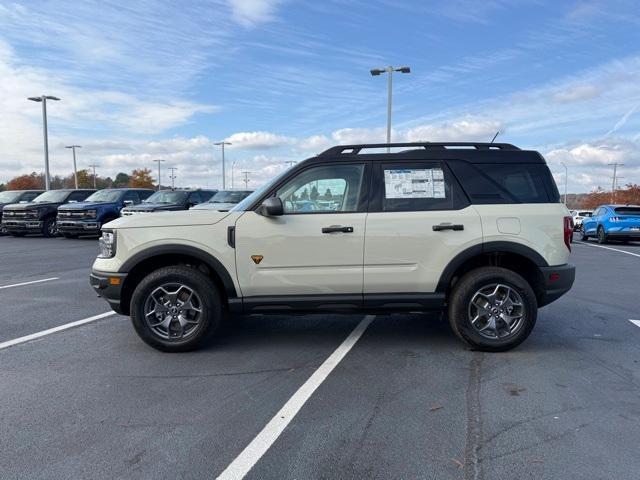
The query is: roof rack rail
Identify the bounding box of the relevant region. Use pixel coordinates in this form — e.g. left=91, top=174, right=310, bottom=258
left=319, top=142, right=520, bottom=156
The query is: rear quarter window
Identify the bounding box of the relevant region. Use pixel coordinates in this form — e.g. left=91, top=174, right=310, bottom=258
left=448, top=161, right=558, bottom=204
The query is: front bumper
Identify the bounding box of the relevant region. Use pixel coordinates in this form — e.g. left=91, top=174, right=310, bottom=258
left=57, top=219, right=100, bottom=234
left=1, top=219, right=42, bottom=232
left=90, top=270, right=127, bottom=315
left=538, top=263, right=575, bottom=307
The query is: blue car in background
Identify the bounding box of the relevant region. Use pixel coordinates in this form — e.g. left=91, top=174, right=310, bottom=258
left=581, top=204, right=640, bottom=244
left=57, top=188, right=154, bottom=238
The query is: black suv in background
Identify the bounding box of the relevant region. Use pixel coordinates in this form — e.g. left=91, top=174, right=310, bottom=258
left=120, top=189, right=216, bottom=216
left=2, top=189, right=95, bottom=237
left=0, top=190, right=44, bottom=235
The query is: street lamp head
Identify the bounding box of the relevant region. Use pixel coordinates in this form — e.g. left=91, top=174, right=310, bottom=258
left=27, top=96, right=43, bottom=102
left=65, top=145, right=82, bottom=149
left=370, top=69, right=383, bottom=76
left=395, top=66, right=411, bottom=73
left=44, top=96, right=61, bottom=101
left=214, top=141, right=232, bottom=146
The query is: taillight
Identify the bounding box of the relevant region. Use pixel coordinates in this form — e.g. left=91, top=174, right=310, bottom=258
left=610, top=216, right=620, bottom=222
left=563, top=216, right=572, bottom=251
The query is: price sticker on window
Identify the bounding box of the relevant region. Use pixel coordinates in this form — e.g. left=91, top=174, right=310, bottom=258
left=384, top=168, right=446, bottom=199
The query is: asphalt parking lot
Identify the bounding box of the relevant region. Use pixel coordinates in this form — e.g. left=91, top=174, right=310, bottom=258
left=1, top=234, right=640, bottom=480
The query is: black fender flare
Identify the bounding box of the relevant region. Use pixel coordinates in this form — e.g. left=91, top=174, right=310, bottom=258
left=435, top=241, right=549, bottom=293
left=118, top=244, right=238, bottom=298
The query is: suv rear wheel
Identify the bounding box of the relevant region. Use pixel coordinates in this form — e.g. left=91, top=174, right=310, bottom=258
left=448, top=267, right=537, bottom=352
left=597, top=226, right=608, bottom=244
left=130, top=266, right=222, bottom=352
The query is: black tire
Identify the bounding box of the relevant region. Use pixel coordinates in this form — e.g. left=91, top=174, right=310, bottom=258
left=42, top=217, right=57, bottom=238
left=130, top=265, right=222, bottom=352
left=448, top=267, right=538, bottom=352
left=581, top=231, right=589, bottom=241
left=597, top=226, right=607, bottom=244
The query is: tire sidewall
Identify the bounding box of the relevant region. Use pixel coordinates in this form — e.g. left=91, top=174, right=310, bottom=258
left=449, top=268, right=538, bottom=352
left=42, top=217, right=56, bottom=237
left=130, top=266, right=222, bottom=352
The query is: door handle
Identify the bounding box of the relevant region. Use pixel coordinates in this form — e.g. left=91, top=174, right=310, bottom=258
left=432, top=223, right=464, bottom=231
left=322, top=225, right=354, bottom=234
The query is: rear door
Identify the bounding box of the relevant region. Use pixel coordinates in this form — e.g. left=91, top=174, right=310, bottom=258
left=364, top=160, right=482, bottom=295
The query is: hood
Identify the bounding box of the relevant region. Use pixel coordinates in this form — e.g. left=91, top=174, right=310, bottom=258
left=191, top=202, right=237, bottom=211
left=123, top=203, right=183, bottom=212
left=107, top=209, right=233, bottom=229
left=3, top=202, right=56, bottom=211
left=59, top=201, right=116, bottom=210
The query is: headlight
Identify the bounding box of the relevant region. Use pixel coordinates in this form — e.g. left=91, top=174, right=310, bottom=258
left=98, top=230, right=117, bottom=258
left=85, top=209, right=97, bottom=219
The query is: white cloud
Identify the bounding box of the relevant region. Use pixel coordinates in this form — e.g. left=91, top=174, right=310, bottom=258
left=552, top=84, right=602, bottom=103
left=225, top=131, right=294, bottom=149
left=227, top=0, right=282, bottom=27
left=406, top=119, right=501, bottom=142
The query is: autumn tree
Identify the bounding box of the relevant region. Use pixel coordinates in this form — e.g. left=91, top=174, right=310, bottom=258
left=113, top=172, right=130, bottom=187
left=129, top=168, right=155, bottom=189
left=582, top=184, right=640, bottom=209
left=6, top=172, right=44, bottom=190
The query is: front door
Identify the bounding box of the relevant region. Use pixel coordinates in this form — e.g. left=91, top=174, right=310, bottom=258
left=235, top=162, right=369, bottom=299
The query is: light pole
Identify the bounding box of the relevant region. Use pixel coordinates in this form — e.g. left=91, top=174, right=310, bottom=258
left=560, top=162, right=568, bottom=205
left=608, top=162, right=624, bottom=203
left=168, top=167, right=178, bottom=190
left=370, top=66, right=410, bottom=151
left=65, top=145, right=82, bottom=189
left=153, top=159, right=165, bottom=191
left=88, top=163, right=99, bottom=189
left=242, top=171, right=251, bottom=189
left=28, top=95, right=61, bottom=190
left=231, top=160, right=238, bottom=189
left=214, top=141, right=232, bottom=189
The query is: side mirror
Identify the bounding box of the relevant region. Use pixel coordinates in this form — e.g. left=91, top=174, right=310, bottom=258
left=257, top=197, right=284, bottom=217
left=123, top=200, right=134, bottom=207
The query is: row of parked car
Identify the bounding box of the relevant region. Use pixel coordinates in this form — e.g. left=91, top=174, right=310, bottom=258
left=570, top=205, right=640, bottom=244
left=0, top=188, right=253, bottom=238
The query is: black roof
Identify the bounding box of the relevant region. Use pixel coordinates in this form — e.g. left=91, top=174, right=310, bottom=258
left=317, top=142, right=545, bottom=164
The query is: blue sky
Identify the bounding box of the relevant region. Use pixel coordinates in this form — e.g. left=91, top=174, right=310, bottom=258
left=1, top=0, right=639, bottom=192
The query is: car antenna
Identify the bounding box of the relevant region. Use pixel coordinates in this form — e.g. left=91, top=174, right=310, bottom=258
left=490, top=131, right=500, bottom=143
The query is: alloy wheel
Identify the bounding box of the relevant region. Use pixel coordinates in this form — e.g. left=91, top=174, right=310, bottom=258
left=143, top=283, right=203, bottom=340
left=468, top=283, right=525, bottom=340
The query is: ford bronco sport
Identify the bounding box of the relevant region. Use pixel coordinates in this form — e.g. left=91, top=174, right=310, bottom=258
left=90, top=142, right=575, bottom=352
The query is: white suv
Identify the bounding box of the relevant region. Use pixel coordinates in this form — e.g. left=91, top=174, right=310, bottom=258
left=90, top=142, right=575, bottom=352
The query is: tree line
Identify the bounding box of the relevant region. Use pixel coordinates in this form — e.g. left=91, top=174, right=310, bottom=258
left=0, top=168, right=156, bottom=191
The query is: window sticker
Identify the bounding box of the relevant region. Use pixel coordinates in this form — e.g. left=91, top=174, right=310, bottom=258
left=384, top=168, right=446, bottom=199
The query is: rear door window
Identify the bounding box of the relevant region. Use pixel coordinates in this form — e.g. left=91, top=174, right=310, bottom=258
left=375, top=161, right=467, bottom=212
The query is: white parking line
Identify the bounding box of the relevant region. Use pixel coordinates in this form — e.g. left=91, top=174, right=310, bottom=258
left=216, top=314, right=375, bottom=480
left=630, top=320, right=640, bottom=328
left=575, top=241, right=640, bottom=258
left=0, top=311, right=116, bottom=351
left=0, top=277, right=59, bottom=290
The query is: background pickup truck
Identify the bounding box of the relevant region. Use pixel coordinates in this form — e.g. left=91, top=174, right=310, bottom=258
left=57, top=188, right=154, bottom=238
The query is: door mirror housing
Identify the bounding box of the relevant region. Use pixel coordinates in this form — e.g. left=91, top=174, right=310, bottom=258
left=123, top=200, right=134, bottom=207
left=257, top=197, right=284, bottom=217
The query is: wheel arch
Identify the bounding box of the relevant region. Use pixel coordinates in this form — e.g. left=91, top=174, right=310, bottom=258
left=118, top=244, right=238, bottom=316
left=436, top=241, right=548, bottom=303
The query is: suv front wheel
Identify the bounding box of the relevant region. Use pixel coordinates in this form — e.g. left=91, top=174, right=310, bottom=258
left=448, top=267, right=537, bottom=352
left=130, top=266, right=222, bottom=352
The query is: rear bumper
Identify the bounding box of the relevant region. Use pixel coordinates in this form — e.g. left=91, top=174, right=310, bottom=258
left=538, top=263, right=575, bottom=307
left=57, top=219, right=100, bottom=234
left=605, top=230, right=640, bottom=239
left=90, top=270, right=127, bottom=315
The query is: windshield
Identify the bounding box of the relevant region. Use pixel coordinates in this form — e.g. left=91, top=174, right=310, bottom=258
left=32, top=190, right=70, bottom=203
left=232, top=168, right=293, bottom=212
left=84, top=190, right=122, bottom=203
left=209, top=190, right=253, bottom=204
left=0, top=191, right=22, bottom=203
left=144, top=190, right=188, bottom=204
